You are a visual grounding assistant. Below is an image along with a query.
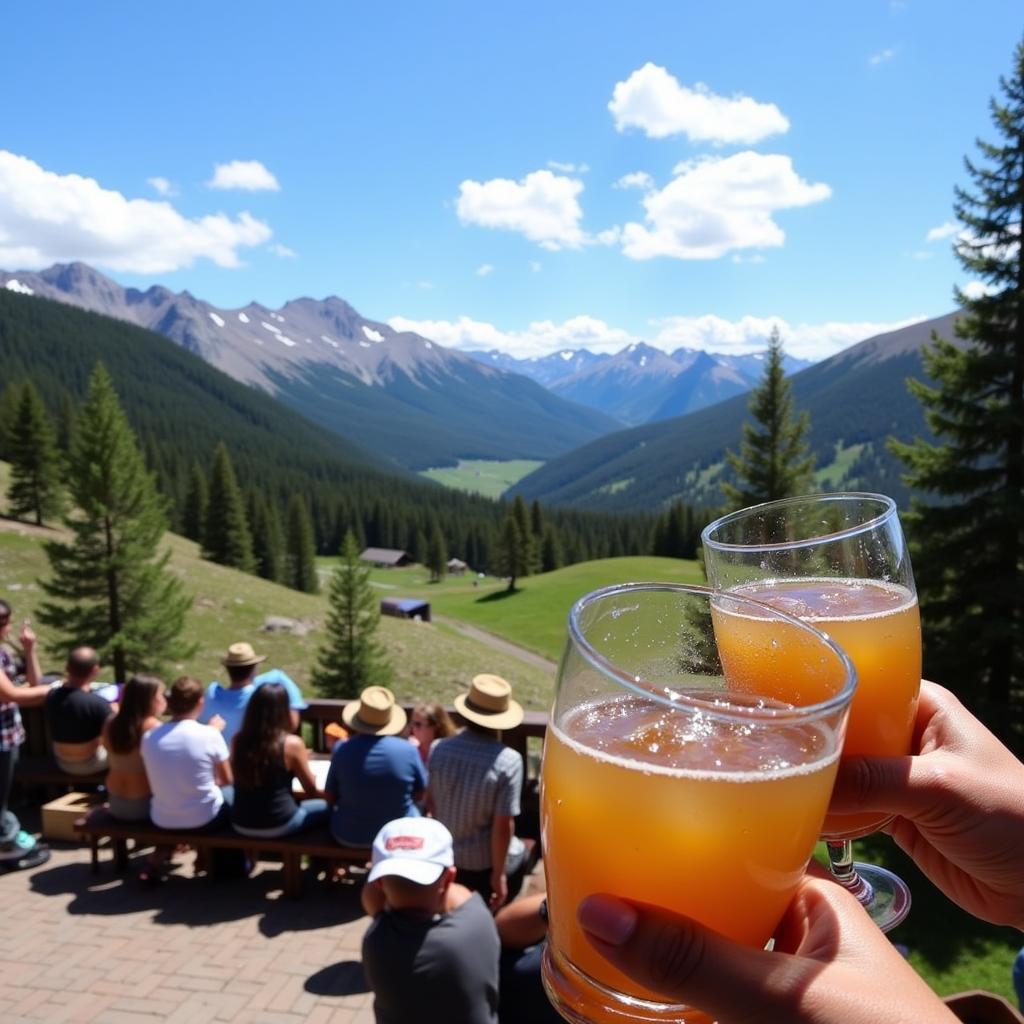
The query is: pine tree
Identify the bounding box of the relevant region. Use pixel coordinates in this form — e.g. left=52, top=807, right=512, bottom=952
left=6, top=380, right=64, bottom=525
left=285, top=493, right=319, bottom=593
left=540, top=525, right=562, bottom=573
left=722, top=326, right=815, bottom=508
left=312, top=529, right=390, bottom=698
left=250, top=491, right=285, bottom=583
left=0, top=380, right=21, bottom=462
left=182, top=461, right=209, bottom=542
left=37, top=363, right=192, bottom=683
left=426, top=520, right=448, bottom=582
left=511, top=495, right=536, bottom=575
left=891, top=42, right=1024, bottom=727
left=495, top=510, right=529, bottom=592
left=202, top=442, right=255, bottom=572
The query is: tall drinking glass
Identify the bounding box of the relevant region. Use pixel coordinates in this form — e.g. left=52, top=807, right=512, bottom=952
left=540, top=582, right=856, bottom=1024
left=702, top=492, right=920, bottom=932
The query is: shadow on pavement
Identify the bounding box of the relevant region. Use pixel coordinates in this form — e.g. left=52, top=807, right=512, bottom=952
left=305, top=959, right=371, bottom=997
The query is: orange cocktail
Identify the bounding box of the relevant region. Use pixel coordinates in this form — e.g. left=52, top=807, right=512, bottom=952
left=724, top=578, right=921, bottom=839
left=540, top=583, right=854, bottom=1024
left=543, top=697, right=841, bottom=1008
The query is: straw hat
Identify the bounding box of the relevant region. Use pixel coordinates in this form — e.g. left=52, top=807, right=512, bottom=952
left=342, top=686, right=407, bottom=736
left=454, top=674, right=523, bottom=731
left=222, top=642, right=267, bottom=668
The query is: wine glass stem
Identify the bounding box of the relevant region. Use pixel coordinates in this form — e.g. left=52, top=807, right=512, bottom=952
left=825, top=840, right=875, bottom=907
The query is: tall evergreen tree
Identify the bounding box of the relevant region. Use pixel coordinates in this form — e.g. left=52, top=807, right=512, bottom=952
left=250, top=491, right=285, bottom=583
left=722, top=326, right=815, bottom=508
left=891, top=42, right=1024, bottom=727
left=426, top=520, right=447, bottom=582
left=182, top=460, right=209, bottom=543
left=312, top=529, right=390, bottom=698
left=37, top=363, right=192, bottom=683
left=285, top=493, right=319, bottom=593
left=6, top=380, right=64, bottom=525
left=202, top=442, right=255, bottom=572
left=0, top=380, right=21, bottom=461
left=511, top=495, right=536, bottom=575
left=496, top=510, right=529, bottom=592
left=540, top=524, right=562, bottom=573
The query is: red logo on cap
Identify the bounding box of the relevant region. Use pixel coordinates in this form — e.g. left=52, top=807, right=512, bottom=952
left=386, top=836, right=425, bottom=851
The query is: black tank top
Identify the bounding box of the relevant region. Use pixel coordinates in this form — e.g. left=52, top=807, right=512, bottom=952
left=231, top=751, right=299, bottom=830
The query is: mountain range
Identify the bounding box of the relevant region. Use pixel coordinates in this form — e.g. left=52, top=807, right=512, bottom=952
left=468, top=344, right=812, bottom=425
left=0, top=263, right=618, bottom=471
left=509, top=312, right=959, bottom=511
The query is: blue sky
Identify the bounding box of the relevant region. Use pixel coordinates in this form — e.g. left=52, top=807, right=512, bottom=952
left=0, top=1, right=1019, bottom=359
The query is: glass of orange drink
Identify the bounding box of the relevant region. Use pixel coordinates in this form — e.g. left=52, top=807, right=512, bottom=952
left=540, top=582, right=856, bottom=1024
left=702, top=492, right=921, bottom=933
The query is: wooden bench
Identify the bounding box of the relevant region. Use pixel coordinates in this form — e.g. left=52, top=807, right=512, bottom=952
left=15, top=754, right=106, bottom=790
left=74, top=806, right=371, bottom=899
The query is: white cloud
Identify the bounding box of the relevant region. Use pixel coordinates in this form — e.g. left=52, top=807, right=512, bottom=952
left=548, top=160, right=590, bottom=174
left=0, top=150, right=273, bottom=273
left=620, top=152, right=830, bottom=260
left=456, top=169, right=588, bottom=250
left=650, top=314, right=924, bottom=361
left=269, top=242, right=296, bottom=258
left=207, top=159, right=280, bottom=192
left=910, top=250, right=933, bottom=260
left=389, top=310, right=926, bottom=362
left=615, top=171, right=655, bottom=191
left=529, top=260, right=542, bottom=273
left=475, top=263, right=494, bottom=277
left=609, top=63, right=789, bottom=144
left=869, top=48, right=897, bottom=66
left=148, top=176, right=177, bottom=197
left=388, top=313, right=638, bottom=360
left=926, top=220, right=958, bottom=242
left=960, top=280, right=998, bottom=300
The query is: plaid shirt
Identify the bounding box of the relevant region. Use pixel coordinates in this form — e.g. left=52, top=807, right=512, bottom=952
left=0, top=647, right=25, bottom=752
left=428, top=730, right=523, bottom=871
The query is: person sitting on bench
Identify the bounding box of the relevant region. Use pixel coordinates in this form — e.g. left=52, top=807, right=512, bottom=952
left=45, top=647, right=114, bottom=776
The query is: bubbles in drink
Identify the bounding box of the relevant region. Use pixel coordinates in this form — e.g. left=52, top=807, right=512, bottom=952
left=564, top=695, right=834, bottom=776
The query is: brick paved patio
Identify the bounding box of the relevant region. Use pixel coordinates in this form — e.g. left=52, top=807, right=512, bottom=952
left=1, top=815, right=378, bottom=1024
left=1, top=805, right=546, bottom=1024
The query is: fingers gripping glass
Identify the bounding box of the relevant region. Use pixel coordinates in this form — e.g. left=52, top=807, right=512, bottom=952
left=540, top=583, right=856, bottom=1024
left=702, top=492, right=920, bottom=933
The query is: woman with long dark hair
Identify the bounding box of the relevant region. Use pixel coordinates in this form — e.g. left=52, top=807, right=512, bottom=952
left=230, top=683, right=328, bottom=837
left=101, top=674, right=165, bottom=821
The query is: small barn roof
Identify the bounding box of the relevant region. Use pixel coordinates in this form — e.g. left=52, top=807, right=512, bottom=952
left=360, top=547, right=409, bottom=565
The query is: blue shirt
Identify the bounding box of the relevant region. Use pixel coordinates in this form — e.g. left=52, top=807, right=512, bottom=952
left=198, top=669, right=308, bottom=745
left=325, top=734, right=427, bottom=846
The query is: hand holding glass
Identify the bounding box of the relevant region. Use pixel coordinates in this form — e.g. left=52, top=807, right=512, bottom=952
left=702, top=493, right=921, bottom=931
left=540, top=583, right=856, bottom=1024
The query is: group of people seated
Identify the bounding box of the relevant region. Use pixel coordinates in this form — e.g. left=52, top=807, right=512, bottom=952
left=0, top=600, right=534, bottom=912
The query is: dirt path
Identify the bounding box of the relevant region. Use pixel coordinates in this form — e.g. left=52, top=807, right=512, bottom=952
left=434, top=614, right=557, bottom=674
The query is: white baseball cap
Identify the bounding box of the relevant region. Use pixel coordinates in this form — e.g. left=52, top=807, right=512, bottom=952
left=368, top=817, right=455, bottom=886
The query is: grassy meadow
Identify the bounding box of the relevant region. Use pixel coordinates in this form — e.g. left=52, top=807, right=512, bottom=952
left=418, top=458, right=544, bottom=498
left=0, top=523, right=557, bottom=711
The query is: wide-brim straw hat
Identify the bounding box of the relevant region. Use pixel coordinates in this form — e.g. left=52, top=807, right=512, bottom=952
left=454, top=674, right=523, bottom=731
left=342, top=686, right=407, bottom=736
left=222, top=642, right=268, bottom=668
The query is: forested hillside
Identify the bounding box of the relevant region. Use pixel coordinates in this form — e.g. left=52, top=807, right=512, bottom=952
left=0, top=290, right=654, bottom=567
left=511, top=314, right=958, bottom=511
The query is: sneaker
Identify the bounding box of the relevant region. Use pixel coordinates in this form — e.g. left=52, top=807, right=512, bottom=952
left=0, top=830, right=37, bottom=861
left=0, top=833, right=50, bottom=871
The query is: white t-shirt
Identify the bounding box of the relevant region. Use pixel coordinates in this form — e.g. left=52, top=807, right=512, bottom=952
left=141, top=718, right=230, bottom=829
